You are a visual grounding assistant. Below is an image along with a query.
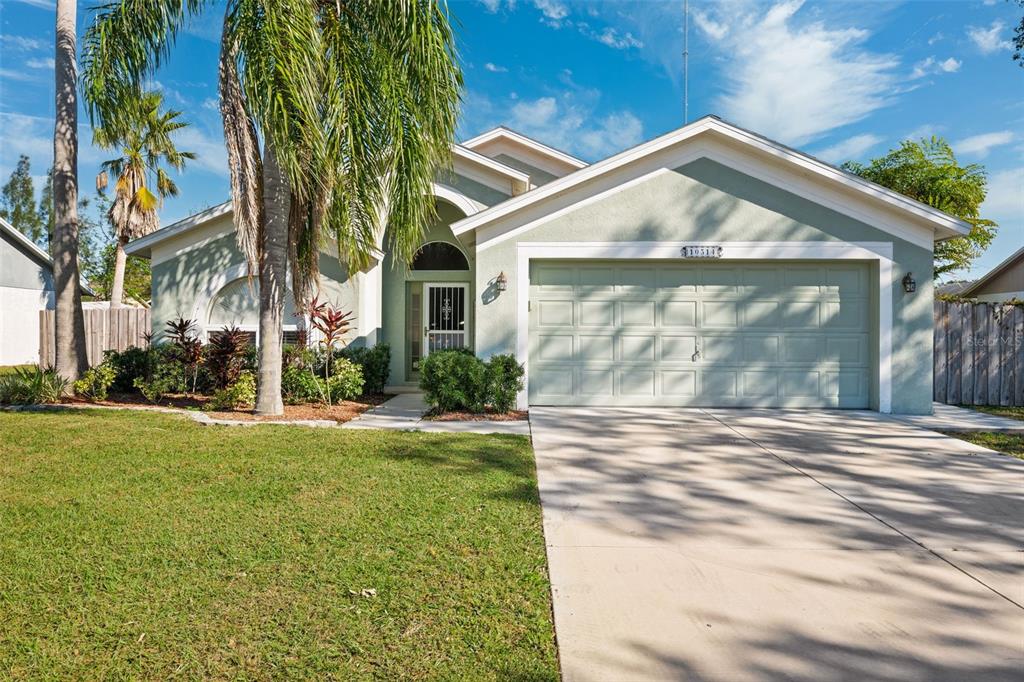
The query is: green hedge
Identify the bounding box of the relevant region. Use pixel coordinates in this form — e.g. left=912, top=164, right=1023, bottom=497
left=419, top=350, right=525, bottom=414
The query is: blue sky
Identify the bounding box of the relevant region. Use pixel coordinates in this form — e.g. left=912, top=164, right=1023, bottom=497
left=1, top=0, right=1021, bottom=280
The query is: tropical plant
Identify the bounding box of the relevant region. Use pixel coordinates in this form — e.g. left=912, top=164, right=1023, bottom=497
left=164, top=317, right=203, bottom=393
left=323, top=359, right=364, bottom=403
left=103, top=346, right=157, bottom=392
left=207, top=371, right=256, bottom=410
left=93, top=91, right=193, bottom=308
left=53, top=0, right=88, bottom=386
left=281, top=365, right=321, bottom=404
left=205, top=325, right=249, bottom=389
left=81, top=0, right=463, bottom=415
left=420, top=349, right=487, bottom=413
left=843, top=138, right=998, bottom=278
left=306, top=297, right=355, bottom=404
left=0, top=367, right=70, bottom=405
left=485, top=354, right=525, bottom=413
left=340, top=343, right=391, bottom=395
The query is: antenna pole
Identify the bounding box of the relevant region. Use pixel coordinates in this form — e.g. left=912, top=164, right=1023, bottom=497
left=683, top=0, right=689, bottom=124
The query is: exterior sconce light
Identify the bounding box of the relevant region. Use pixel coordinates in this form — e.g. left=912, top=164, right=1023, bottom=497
left=495, top=271, right=508, bottom=292
left=902, top=272, right=916, bottom=294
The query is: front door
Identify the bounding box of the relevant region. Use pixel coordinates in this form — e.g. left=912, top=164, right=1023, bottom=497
left=423, top=283, right=468, bottom=356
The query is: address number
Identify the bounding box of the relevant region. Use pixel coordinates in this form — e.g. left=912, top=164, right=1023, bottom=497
left=682, top=245, right=723, bottom=258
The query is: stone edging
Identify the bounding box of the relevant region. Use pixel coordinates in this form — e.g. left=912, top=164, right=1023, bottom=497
left=0, top=402, right=343, bottom=428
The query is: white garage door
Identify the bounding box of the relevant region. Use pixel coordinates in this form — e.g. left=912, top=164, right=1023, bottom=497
left=528, top=261, right=872, bottom=407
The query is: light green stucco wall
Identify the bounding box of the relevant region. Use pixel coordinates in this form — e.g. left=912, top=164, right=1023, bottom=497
left=151, top=231, right=358, bottom=340
left=437, top=169, right=510, bottom=206
left=491, top=153, right=559, bottom=186
left=381, top=201, right=475, bottom=384
left=474, top=159, right=934, bottom=414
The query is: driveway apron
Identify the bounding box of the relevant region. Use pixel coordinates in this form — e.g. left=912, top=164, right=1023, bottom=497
left=530, top=407, right=1024, bottom=682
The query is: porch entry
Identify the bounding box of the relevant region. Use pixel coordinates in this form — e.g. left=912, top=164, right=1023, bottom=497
left=423, top=283, right=468, bottom=356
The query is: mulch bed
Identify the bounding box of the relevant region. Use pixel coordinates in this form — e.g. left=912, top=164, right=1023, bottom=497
left=423, top=409, right=528, bottom=422
left=64, top=393, right=391, bottom=424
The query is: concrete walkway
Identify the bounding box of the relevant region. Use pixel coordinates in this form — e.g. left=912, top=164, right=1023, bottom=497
left=531, top=407, right=1024, bottom=681
left=892, top=402, right=1024, bottom=433
left=342, top=392, right=530, bottom=435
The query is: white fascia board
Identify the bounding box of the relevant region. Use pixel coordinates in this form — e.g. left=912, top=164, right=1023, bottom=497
left=462, top=127, right=588, bottom=170
left=125, top=201, right=232, bottom=258
left=452, top=145, right=531, bottom=195
left=452, top=117, right=971, bottom=241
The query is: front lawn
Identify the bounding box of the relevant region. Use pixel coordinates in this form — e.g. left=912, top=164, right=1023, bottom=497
left=969, top=405, right=1024, bottom=422
left=941, top=431, right=1024, bottom=460
left=0, top=410, right=557, bottom=680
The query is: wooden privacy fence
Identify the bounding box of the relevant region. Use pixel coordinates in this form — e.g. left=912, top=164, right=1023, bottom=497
left=934, top=300, right=1024, bottom=407
left=39, top=307, right=151, bottom=368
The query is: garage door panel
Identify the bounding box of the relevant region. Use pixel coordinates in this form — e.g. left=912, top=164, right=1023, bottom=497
left=662, top=301, right=697, bottom=327
left=529, top=261, right=871, bottom=408
left=621, top=301, right=656, bottom=326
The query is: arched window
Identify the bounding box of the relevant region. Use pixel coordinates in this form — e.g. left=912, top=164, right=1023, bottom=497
left=411, top=241, right=469, bottom=271
left=207, top=278, right=302, bottom=345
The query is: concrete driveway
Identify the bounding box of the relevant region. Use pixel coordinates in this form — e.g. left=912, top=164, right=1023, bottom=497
left=530, top=408, right=1024, bottom=681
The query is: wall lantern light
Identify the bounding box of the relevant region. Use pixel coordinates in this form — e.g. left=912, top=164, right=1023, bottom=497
left=495, top=271, right=508, bottom=292
left=902, top=272, right=917, bottom=294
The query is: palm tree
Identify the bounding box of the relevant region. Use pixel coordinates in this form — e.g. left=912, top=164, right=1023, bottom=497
left=82, top=0, right=462, bottom=414
left=52, top=0, right=87, bottom=383
left=94, top=91, right=195, bottom=308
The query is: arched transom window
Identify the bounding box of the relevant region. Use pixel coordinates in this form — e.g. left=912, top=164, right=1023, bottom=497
left=207, top=278, right=302, bottom=345
left=411, top=241, right=469, bottom=271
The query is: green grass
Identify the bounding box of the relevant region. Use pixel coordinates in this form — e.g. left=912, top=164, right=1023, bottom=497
left=0, top=365, right=34, bottom=375
left=968, top=405, right=1024, bottom=422
left=940, top=431, right=1024, bottom=460
left=0, top=410, right=558, bottom=680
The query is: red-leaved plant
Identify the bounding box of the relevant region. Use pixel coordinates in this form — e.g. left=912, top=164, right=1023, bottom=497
left=305, top=296, right=355, bottom=405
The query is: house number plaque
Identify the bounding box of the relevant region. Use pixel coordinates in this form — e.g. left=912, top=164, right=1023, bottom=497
left=682, top=245, right=723, bottom=258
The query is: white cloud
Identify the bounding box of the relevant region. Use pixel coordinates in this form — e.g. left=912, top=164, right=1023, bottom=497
left=202, top=97, right=219, bottom=111
left=506, top=95, right=643, bottom=160
left=533, top=0, right=568, bottom=26
left=9, top=0, right=55, bottom=8
left=967, top=21, right=1011, bottom=54
left=692, top=10, right=729, bottom=42
left=483, top=62, right=508, bottom=73
left=982, top=167, right=1024, bottom=218
left=25, top=57, right=55, bottom=69
left=905, top=123, right=941, bottom=141
left=595, top=27, right=643, bottom=50
left=0, top=35, right=46, bottom=51
left=0, top=69, right=43, bottom=83
left=910, top=55, right=961, bottom=78
left=174, top=127, right=229, bottom=178
left=700, top=0, right=899, bottom=146
left=954, top=131, right=1015, bottom=158
left=927, top=32, right=944, bottom=46
left=815, top=133, right=884, bottom=164
left=479, top=0, right=502, bottom=11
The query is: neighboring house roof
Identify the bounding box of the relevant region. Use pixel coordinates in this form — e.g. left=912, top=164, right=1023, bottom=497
left=935, top=280, right=977, bottom=296
left=0, top=216, right=94, bottom=296
left=462, top=126, right=588, bottom=172
left=960, top=245, right=1024, bottom=297
left=450, top=115, right=972, bottom=245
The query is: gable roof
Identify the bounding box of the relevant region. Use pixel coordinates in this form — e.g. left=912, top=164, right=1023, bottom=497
left=961, top=246, right=1024, bottom=296
left=0, top=217, right=94, bottom=295
left=451, top=115, right=972, bottom=245
left=462, top=126, right=588, bottom=172
left=451, top=144, right=531, bottom=194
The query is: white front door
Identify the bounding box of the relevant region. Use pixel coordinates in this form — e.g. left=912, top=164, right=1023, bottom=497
left=423, top=283, right=468, bottom=356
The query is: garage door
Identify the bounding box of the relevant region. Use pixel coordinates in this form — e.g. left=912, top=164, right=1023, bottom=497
left=528, top=261, right=872, bottom=407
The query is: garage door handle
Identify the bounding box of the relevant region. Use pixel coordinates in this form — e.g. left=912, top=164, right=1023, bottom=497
left=692, top=348, right=701, bottom=362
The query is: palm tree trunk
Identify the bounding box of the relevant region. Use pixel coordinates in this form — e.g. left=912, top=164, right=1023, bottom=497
left=255, top=144, right=288, bottom=415
left=52, top=0, right=87, bottom=382
left=109, top=236, right=128, bottom=308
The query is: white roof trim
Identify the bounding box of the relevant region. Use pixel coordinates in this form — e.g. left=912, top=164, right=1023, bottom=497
left=0, top=216, right=94, bottom=295
left=961, top=245, right=1024, bottom=296
left=125, top=201, right=232, bottom=257
left=451, top=116, right=972, bottom=241
left=452, top=145, right=531, bottom=194
left=462, top=126, right=588, bottom=170
left=432, top=182, right=487, bottom=216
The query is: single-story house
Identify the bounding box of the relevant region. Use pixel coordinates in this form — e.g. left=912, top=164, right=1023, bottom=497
left=958, top=246, right=1024, bottom=303
left=126, top=116, right=970, bottom=414
left=0, top=217, right=92, bottom=366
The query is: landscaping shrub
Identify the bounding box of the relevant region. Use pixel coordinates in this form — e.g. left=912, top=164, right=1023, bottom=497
left=104, top=346, right=157, bottom=392
left=0, top=367, right=68, bottom=405
left=132, top=361, right=182, bottom=403
left=205, top=325, right=249, bottom=389
left=485, top=354, right=525, bottom=413
left=324, top=358, right=365, bottom=403
left=281, top=365, right=323, bottom=404
left=339, top=343, right=390, bottom=394
left=419, top=349, right=487, bottom=413
left=73, top=362, right=118, bottom=401
left=207, top=372, right=257, bottom=410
